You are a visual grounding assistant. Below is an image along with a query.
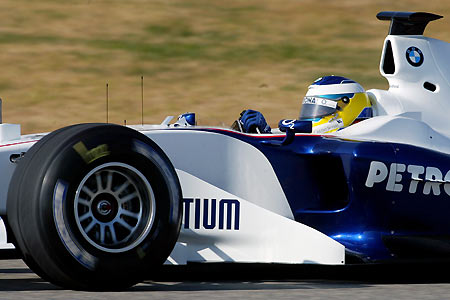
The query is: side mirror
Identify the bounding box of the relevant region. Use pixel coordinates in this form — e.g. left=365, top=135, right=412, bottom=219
left=173, top=112, right=196, bottom=127
left=278, top=119, right=312, bottom=134
left=262, top=119, right=312, bottom=146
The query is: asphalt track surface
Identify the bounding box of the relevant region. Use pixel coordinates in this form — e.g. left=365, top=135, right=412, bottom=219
left=1, top=258, right=450, bottom=299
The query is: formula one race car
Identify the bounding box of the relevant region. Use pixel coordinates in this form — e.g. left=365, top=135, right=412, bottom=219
left=0, top=11, right=448, bottom=290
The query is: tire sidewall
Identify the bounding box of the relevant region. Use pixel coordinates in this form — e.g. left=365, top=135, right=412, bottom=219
left=22, top=125, right=181, bottom=286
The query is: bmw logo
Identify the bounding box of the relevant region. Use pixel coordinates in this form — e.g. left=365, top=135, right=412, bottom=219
left=405, top=46, right=424, bottom=67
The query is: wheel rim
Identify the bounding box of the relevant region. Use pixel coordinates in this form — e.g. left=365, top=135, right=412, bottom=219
left=74, top=162, right=155, bottom=253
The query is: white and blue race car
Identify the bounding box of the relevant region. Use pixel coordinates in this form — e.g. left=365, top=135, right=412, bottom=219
left=0, top=11, right=448, bottom=290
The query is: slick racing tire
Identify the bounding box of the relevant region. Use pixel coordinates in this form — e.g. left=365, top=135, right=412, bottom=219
left=7, top=124, right=182, bottom=290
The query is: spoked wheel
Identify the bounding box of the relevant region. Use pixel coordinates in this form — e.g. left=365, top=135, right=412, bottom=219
left=7, top=124, right=182, bottom=290
left=74, top=162, right=156, bottom=253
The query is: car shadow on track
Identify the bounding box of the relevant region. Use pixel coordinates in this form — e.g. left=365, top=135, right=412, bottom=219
left=132, top=262, right=450, bottom=292
left=0, top=278, right=61, bottom=292
left=0, top=259, right=61, bottom=292
left=0, top=259, right=450, bottom=292
left=138, top=262, right=450, bottom=289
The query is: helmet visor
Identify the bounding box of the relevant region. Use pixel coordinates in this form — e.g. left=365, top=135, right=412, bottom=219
left=299, top=96, right=338, bottom=120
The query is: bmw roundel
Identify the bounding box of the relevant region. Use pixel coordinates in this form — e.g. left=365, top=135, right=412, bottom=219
left=406, top=46, right=424, bottom=67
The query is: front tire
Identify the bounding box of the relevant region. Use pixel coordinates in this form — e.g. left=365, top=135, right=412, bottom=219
left=7, top=124, right=182, bottom=290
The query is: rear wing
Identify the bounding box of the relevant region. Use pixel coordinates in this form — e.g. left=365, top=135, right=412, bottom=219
left=377, top=11, right=442, bottom=35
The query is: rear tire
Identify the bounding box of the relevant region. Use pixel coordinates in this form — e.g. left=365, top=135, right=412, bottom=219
left=7, top=124, right=182, bottom=290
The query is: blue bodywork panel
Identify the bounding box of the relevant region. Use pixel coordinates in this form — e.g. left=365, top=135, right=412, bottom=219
left=200, top=128, right=450, bottom=262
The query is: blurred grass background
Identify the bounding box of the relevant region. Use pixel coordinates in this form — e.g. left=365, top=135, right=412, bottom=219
left=0, top=0, right=449, bottom=133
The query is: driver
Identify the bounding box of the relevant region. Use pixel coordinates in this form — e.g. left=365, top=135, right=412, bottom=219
left=236, top=75, right=372, bottom=134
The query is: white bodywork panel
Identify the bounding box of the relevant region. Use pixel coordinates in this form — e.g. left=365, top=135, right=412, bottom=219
left=336, top=113, right=450, bottom=154
left=336, top=34, right=450, bottom=153
left=143, top=130, right=345, bottom=265
left=146, top=130, right=294, bottom=220
left=167, top=170, right=345, bottom=265
left=0, top=218, right=14, bottom=249
left=0, top=124, right=21, bottom=142
left=0, top=131, right=39, bottom=214
left=373, top=35, right=450, bottom=132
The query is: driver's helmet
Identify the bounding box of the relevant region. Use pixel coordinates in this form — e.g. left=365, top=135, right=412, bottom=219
left=299, top=75, right=372, bottom=133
